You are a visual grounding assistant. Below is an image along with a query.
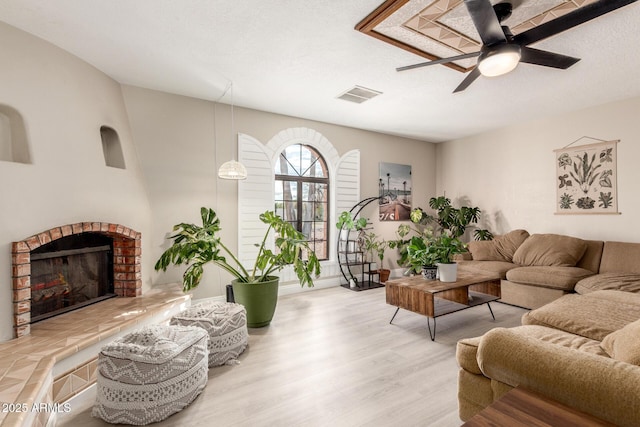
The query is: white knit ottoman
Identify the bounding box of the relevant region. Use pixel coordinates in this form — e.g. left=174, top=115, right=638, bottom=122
left=92, top=324, right=209, bottom=425
left=171, top=301, right=248, bottom=367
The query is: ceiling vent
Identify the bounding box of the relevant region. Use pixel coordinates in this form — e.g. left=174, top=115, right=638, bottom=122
left=337, top=85, right=382, bottom=104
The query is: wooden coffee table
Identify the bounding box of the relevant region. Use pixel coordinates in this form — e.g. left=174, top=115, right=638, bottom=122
left=385, top=271, right=501, bottom=340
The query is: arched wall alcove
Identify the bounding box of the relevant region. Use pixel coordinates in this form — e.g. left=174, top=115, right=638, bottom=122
left=0, top=104, right=31, bottom=164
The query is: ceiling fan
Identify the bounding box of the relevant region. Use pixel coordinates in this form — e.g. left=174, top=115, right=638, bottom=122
left=397, top=0, right=638, bottom=93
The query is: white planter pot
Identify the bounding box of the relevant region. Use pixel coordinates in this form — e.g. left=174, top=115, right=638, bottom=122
left=437, top=263, right=458, bottom=282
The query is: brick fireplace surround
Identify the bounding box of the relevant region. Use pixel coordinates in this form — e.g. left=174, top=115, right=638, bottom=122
left=11, top=222, right=142, bottom=338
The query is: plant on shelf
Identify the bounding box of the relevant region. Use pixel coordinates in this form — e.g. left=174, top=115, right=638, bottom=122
left=335, top=211, right=368, bottom=233
left=363, top=231, right=390, bottom=282
left=154, top=207, right=321, bottom=327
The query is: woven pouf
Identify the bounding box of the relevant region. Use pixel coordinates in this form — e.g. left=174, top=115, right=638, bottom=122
left=171, top=301, right=248, bottom=367
left=92, top=324, right=209, bottom=425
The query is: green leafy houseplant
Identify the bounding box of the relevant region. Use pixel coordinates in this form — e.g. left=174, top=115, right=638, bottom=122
left=155, top=208, right=321, bottom=327
left=362, top=231, right=390, bottom=282
left=431, top=234, right=467, bottom=264
left=410, top=196, right=493, bottom=240
left=405, top=235, right=438, bottom=275
left=431, top=233, right=467, bottom=282
left=392, top=196, right=490, bottom=279
left=335, top=211, right=368, bottom=231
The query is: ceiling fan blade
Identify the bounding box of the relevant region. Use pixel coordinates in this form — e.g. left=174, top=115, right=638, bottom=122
left=514, top=0, right=639, bottom=46
left=520, top=47, right=580, bottom=69
left=464, top=0, right=507, bottom=46
left=396, top=52, right=480, bottom=72
left=453, top=67, right=482, bottom=93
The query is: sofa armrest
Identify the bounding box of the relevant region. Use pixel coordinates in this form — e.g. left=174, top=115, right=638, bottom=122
left=478, top=327, right=640, bottom=427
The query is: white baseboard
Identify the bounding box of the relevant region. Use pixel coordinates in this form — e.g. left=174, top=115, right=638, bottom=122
left=278, top=276, right=341, bottom=296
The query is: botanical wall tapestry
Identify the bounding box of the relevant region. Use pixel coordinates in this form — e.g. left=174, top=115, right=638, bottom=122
left=378, top=162, right=412, bottom=221
left=555, top=140, right=619, bottom=214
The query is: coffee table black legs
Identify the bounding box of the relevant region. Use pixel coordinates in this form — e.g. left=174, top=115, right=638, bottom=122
left=390, top=302, right=496, bottom=341
left=487, top=302, right=495, bottom=321
left=389, top=307, right=400, bottom=324
left=427, top=316, right=436, bottom=341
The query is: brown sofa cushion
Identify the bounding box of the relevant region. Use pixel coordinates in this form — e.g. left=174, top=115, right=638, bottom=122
left=576, top=273, right=640, bottom=295
left=457, top=261, right=518, bottom=280
left=512, top=234, right=587, bottom=267
left=467, top=229, right=530, bottom=262
left=521, top=290, right=640, bottom=341
left=505, top=266, right=595, bottom=291
left=601, top=319, right=640, bottom=366
left=599, top=241, right=640, bottom=274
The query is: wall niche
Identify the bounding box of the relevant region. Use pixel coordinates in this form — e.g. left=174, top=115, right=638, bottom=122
left=100, top=125, right=126, bottom=169
left=0, top=104, right=31, bottom=164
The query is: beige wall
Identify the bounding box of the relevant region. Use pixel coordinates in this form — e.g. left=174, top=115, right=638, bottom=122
left=122, top=85, right=437, bottom=300
left=0, top=23, right=152, bottom=342
left=436, top=96, right=640, bottom=241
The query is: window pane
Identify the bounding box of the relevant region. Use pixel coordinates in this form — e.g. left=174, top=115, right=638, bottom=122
left=314, top=203, right=327, bottom=221
left=274, top=201, right=284, bottom=218
left=274, top=180, right=283, bottom=201
left=282, top=181, right=297, bottom=201
left=283, top=202, right=297, bottom=222
left=303, top=183, right=327, bottom=203
left=314, top=221, right=327, bottom=237
left=302, top=202, right=314, bottom=221
left=281, top=145, right=302, bottom=176
left=313, top=241, right=327, bottom=260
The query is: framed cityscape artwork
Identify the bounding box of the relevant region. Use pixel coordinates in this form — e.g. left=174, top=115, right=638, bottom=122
left=555, top=140, right=619, bottom=214
left=379, top=162, right=411, bottom=221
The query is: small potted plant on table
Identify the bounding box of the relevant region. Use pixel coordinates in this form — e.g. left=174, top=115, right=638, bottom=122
left=431, top=233, right=467, bottom=282
left=405, top=235, right=439, bottom=280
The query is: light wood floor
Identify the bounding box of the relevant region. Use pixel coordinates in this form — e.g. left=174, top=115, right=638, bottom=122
left=59, top=286, right=527, bottom=427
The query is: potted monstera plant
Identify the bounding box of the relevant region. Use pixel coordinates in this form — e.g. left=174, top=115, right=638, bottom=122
left=155, top=208, right=321, bottom=327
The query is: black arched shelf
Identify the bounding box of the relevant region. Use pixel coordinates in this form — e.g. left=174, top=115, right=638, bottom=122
left=337, top=196, right=384, bottom=291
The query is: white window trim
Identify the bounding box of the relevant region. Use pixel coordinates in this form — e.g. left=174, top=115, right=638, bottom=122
left=238, top=127, right=360, bottom=284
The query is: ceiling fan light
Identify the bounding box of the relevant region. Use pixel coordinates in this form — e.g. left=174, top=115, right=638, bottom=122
left=218, top=159, right=247, bottom=180
left=478, top=46, right=521, bottom=77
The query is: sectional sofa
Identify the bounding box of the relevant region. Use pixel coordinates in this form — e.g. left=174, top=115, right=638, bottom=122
left=458, top=230, right=640, bottom=309
left=455, top=231, right=640, bottom=426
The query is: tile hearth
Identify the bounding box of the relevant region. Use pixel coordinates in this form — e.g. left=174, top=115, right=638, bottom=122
left=0, top=283, right=190, bottom=427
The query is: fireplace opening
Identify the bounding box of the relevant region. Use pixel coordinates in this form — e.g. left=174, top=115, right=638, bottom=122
left=30, top=233, right=116, bottom=323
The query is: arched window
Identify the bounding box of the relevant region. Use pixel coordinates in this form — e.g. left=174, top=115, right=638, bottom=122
left=274, top=144, right=329, bottom=260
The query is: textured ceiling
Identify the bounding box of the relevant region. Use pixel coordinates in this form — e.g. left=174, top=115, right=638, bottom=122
left=0, top=0, right=639, bottom=142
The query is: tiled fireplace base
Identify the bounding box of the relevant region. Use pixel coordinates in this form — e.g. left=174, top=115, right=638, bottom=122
left=11, top=222, right=142, bottom=338
left=0, top=283, right=190, bottom=427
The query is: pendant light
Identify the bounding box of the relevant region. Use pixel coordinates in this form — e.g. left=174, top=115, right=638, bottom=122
left=218, top=82, right=247, bottom=180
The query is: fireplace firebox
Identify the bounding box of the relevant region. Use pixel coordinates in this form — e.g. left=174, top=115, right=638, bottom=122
left=30, top=234, right=116, bottom=323
left=11, top=222, right=142, bottom=338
